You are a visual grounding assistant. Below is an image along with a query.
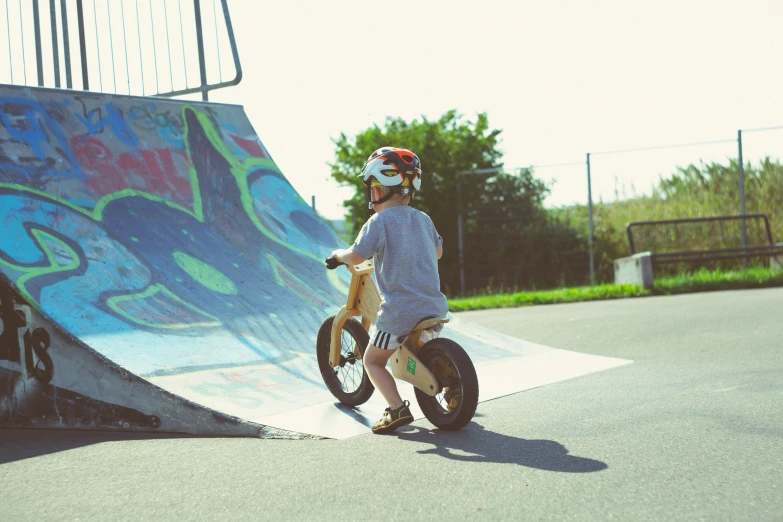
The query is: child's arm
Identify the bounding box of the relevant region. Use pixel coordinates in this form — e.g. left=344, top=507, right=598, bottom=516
left=436, top=245, right=443, bottom=259
left=331, top=248, right=366, bottom=266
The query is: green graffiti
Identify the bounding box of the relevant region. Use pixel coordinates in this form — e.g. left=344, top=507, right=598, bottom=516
left=173, top=251, right=238, bottom=295
left=0, top=228, right=81, bottom=311
left=106, top=284, right=220, bottom=329
left=182, top=108, right=320, bottom=261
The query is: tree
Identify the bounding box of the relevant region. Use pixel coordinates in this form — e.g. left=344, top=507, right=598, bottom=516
left=330, top=110, right=563, bottom=295
left=462, top=170, right=590, bottom=290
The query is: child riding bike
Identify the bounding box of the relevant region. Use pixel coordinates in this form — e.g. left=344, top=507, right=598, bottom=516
left=328, top=147, right=449, bottom=434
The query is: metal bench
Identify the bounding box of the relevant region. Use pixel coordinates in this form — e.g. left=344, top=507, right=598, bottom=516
left=626, top=214, right=783, bottom=264
left=614, top=214, right=783, bottom=287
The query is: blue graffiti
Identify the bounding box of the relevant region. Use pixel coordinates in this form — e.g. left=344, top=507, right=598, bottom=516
left=0, top=97, right=82, bottom=180
left=74, top=103, right=139, bottom=148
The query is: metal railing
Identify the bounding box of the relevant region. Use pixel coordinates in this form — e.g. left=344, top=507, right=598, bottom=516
left=625, top=214, right=783, bottom=264
left=1, top=0, right=241, bottom=100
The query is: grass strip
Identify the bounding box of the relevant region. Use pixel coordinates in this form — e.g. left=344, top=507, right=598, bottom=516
left=653, top=266, right=783, bottom=294
left=448, top=267, right=783, bottom=312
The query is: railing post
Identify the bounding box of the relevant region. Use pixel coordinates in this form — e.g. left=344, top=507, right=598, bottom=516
left=193, top=0, right=209, bottom=101
left=762, top=214, right=773, bottom=245
left=33, top=0, right=44, bottom=86
left=220, top=0, right=242, bottom=84
left=76, top=0, right=88, bottom=90
left=61, top=0, right=73, bottom=88
left=49, top=0, right=61, bottom=88
left=626, top=223, right=636, bottom=255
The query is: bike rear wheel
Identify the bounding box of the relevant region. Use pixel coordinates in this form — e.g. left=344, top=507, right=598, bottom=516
left=317, top=315, right=374, bottom=406
left=414, top=338, right=478, bottom=430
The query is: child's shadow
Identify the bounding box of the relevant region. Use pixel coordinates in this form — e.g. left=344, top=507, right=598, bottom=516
left=397, top=422, right=607, bottom=473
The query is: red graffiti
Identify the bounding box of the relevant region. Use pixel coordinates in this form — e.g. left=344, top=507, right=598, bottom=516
left=231, top=135, right=266, bottom=158
left=71, top=135, right=194, bottom=206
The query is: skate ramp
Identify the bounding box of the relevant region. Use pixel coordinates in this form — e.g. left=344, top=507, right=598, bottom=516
left=0, top=85, right=630, bottom=438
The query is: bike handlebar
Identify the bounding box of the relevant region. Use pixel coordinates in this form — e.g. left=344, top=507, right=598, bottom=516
left=324, top=256, right=344, bottom=270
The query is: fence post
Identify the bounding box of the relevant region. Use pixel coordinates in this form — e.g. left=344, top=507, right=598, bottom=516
left=586, top=152, right=595, bottom=285
left=738, top=129, right=747, bottom=267
left=457, top=179, right=465, bottom=296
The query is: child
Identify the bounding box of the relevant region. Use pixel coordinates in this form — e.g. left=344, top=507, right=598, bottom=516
left=328, top=146, right=449, bottom=434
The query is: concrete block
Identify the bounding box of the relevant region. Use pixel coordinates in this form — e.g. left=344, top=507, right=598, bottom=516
left=614, top=252, right=654, bottom=289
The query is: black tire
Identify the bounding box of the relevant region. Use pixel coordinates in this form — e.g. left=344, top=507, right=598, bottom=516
left=414, top=338, right=479, bottom=430
left=316, top=314, right=375, bottom=406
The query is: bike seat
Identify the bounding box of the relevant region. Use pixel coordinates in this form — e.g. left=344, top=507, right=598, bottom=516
left=411, top=316, right=448, bottom=332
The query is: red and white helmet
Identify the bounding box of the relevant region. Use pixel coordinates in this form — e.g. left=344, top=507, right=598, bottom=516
left=359, top=147, right=422, bottom=191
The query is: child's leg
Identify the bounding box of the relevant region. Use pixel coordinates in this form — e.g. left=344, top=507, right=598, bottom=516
left=363, top=343, right=403, bottom=409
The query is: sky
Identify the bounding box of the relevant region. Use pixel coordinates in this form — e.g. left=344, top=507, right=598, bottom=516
left=2, top=0, right=783, bottom=219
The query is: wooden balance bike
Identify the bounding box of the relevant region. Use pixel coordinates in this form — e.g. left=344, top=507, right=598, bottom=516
left=318, top=258, right=478, bottom=430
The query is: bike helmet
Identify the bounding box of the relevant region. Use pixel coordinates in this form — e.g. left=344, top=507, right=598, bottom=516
left=359, top=147, right=422, bottom=191
left=359, top=147, right=422, bottom=208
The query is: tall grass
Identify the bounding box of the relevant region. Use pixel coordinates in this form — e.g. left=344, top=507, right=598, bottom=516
left=550, top=158, right=783, bottom=282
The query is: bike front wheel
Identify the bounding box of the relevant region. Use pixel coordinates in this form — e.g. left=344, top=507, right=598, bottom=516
left=414, top=338, right=479, bottom=430
left=316, top=315, right=375, bottom=406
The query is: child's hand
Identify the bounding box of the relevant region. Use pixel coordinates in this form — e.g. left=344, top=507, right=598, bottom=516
left=329, top=248, right=366, bottom=267
left=325, top=256, right=344, bottom=270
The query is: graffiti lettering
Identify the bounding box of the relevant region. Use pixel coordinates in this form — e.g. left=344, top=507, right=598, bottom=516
left=74, top=103, right=139, bottom=148
left=24, top=327, right=54, bottom=384
left=129, top=104, right=183, bottom=134
left=0, top=97, right=81, bottom=179
left=0, top=284, right=25, bottom=363
left=0, top=282, right=54, bottom=384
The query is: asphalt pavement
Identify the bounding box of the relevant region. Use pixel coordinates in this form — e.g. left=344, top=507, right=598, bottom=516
left=2, top=287, right=781, bottom=521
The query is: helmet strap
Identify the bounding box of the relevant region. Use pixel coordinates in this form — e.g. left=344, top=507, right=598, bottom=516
left=368, top=186, right=413, bottom=209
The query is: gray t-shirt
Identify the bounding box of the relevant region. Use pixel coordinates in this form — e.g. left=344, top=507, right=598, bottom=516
left=352, top=206, right=449, bottom=335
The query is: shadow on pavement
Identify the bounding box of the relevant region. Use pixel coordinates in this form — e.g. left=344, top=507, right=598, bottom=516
left=396, top=423, right=607, bottom=473
left=0, top=428, right=200, bottom=465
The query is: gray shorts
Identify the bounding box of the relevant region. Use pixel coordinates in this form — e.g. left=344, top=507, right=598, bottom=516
left=368, top=323, right=443, bottom=350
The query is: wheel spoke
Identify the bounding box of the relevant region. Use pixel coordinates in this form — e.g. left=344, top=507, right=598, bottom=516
left=333, top=327, right=365, bottom=393
left=426, top=351, right=463, bottom=415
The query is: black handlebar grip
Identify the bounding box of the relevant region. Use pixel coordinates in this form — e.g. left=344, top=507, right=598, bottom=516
left=325, top=256, right=344, bottom=270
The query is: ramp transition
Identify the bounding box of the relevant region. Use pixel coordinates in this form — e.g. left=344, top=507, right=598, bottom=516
left=0, top=85, right=630, bottom=438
